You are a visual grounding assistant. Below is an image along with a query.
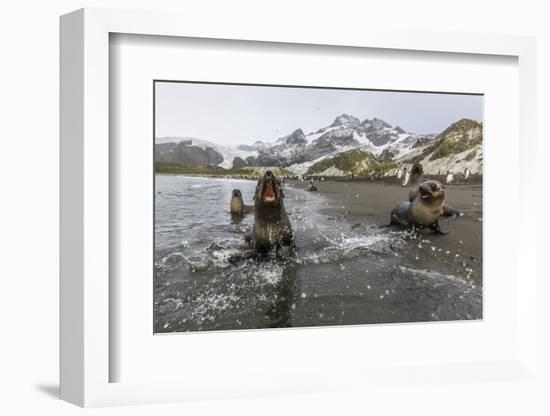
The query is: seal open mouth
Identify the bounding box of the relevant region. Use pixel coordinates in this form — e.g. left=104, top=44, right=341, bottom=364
left=418, top=181, right=443, bottom=199
left=262, top=181, right=276, bottom=202
left=419, top=188, right=431, bottom=199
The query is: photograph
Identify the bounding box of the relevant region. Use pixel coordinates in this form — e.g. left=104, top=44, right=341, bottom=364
left=153, top=81, right=483, bottom=333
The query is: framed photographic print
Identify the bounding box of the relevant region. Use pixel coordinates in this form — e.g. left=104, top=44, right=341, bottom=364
left=60, top=8, right=538, bottom=407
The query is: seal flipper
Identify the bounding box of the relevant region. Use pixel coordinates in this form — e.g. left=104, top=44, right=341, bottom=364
left=441, top=204, right=461, bottom=221
left=387, top=204, right=408, bottom=227
left=431, top=220, right=449, bottom=235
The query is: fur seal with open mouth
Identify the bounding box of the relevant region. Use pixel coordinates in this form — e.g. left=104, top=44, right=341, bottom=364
left=250, top=170, right=293, bottom=253
left=230, top=189, right=253, bottom=216
left=388, top=180, right=461, bottom=234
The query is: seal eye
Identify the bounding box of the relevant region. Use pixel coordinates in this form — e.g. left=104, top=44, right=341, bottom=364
left=430, top=183, right=437, bottom=191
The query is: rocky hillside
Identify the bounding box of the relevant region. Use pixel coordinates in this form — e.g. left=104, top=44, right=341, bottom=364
left=396, top=119, right=483, bottom=174
left=155, top=137, right=257, bottom=169
left=155, top=141, right=223, bottom=167
left=155, top=116, right=482, bottom=176
left=304, top=149, right=397, bottom=177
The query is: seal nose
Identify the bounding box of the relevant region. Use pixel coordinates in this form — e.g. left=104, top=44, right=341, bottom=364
left=265, top=170, right=273, bottom=177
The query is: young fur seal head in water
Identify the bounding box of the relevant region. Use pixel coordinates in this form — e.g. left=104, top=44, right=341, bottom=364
left=230, top=189, right=253, bottom=216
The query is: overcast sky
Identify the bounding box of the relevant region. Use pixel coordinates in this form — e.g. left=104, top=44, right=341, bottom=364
left=155, top=81, right=483, bottom=146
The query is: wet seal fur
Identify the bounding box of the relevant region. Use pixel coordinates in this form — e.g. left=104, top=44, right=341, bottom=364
left=388, top=180, right=461, bottom=234
left=249, top=170, right=293, bottom=253
left=407, top=163, right=425, bottom=201
left=410, top=162, right=424, bottom=186
left=230, top=189, right=253, bottom=216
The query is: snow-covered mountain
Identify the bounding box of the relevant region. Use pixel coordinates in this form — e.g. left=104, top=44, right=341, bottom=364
left=155, top=136, right=257, bottom=169
left=155, top=115, right=482, bottom=175
left=396, top=118, right=483, bottom=174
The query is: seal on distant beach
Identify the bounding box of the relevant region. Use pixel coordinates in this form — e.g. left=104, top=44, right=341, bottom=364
left=388, top=180, right=461, bottom=234
left=230, top=189, right=253, bottom=216
left=410, top=162, right=424, bottom=186
left=250, top=170, right=293, bottom=253
left=306, top=180, right=318, bottom=192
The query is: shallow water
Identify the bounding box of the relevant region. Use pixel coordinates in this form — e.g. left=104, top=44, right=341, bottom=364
left=154, top=175, right=482, bottom=333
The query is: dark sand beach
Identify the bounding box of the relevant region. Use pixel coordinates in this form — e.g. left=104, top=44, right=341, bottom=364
left=154, top=174, right=482, bottom=332
left=291, top=178, right=483, bottom=289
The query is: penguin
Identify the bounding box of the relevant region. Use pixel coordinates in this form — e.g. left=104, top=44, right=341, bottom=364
left=401, top=168, right=410, bottom=187
left=396, top=168, right=403, bottom=179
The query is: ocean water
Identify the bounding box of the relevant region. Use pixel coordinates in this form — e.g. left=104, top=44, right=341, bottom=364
left=154, top=175, right=482, bottom=333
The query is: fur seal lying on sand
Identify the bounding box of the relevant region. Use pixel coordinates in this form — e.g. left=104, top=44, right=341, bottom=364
left=230, top=189, right=253, bottom=216
left=389, top=180, right=461, bottom=235
left=250, top=170, right=293, bottom=253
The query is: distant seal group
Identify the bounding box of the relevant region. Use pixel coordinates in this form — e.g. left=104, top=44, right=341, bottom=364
left=226, top=168, right=464, bottom=254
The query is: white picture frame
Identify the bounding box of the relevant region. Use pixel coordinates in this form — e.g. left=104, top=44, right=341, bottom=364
left=60, top=7, right=538, bottom=407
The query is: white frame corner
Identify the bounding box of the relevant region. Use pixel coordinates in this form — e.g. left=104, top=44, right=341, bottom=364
left=60, top=7, right=537, bottom=407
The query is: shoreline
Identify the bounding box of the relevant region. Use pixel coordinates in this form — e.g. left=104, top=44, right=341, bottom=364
left=155, top=171, right=482, bottom=185
left=287, top=178, right=483, bottom=288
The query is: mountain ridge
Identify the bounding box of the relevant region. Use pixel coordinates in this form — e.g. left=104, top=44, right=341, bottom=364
left=155, top=115, right=483, bottom=175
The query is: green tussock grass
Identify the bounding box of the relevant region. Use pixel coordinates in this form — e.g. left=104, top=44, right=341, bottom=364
left=306, top=149, right=396, bottom=176
left=464, top=149, right=477, bottom=161
left=429, top=119, right=483, bottom=161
